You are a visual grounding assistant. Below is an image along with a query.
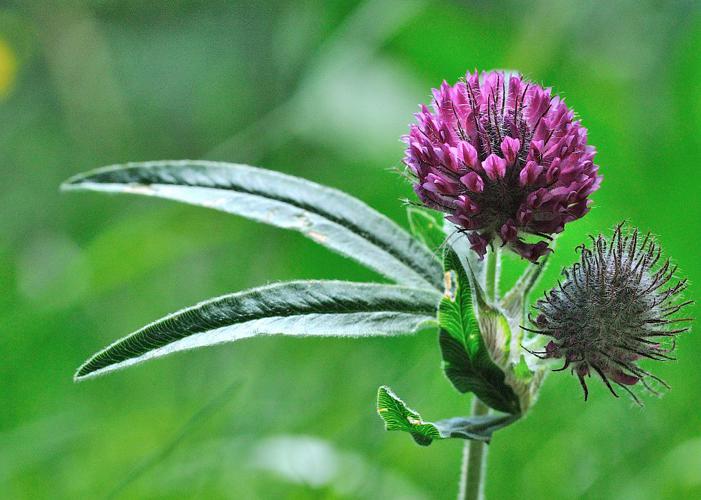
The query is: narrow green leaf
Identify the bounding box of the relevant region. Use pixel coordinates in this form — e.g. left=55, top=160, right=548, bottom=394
left=500, top=253, right=550, bottom=320
left=75, top=281, right=440, bottom=380
left=444, top=220, right=486, bottom=286
left=62, top=161, right=442, bottom=291
left=458, top=252, right=513, bottom=365
left=438, top=249, right=521, bottom=414
left=473, top=295, right=513, bottom=366
left=376, top=386, right=517, bottom=445
left=406, top=207, right=445, bottom=254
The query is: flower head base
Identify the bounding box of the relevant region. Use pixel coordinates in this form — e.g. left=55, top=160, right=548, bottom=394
left=529, top=224, right=692, bottom=404
left=403, top=70, right=602, bottom=261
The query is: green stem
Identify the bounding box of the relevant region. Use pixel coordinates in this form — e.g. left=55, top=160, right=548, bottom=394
left=458, top=398, right=490, bottom=500
left=484, top=246, right=500, bottom=302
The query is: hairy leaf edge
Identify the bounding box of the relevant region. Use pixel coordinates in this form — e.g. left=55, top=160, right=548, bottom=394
left=74, top=281, right=441, bottom=381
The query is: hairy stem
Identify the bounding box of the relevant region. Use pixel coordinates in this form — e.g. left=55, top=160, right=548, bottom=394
left=459, top=397, right=490, bottom=500
left=484, top=246, right=500, bottom=302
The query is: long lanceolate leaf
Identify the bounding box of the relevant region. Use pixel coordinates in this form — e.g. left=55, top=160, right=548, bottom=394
left=75, top=281, right=440, bottom=380
left=61, top=161, right=443, bottom=291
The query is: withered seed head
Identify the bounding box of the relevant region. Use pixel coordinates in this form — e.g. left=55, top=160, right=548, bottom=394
left=527, top=223, right=692, bottom=404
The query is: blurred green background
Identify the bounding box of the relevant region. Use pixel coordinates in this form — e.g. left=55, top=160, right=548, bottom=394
left=2, top=0, right=700, bottom=498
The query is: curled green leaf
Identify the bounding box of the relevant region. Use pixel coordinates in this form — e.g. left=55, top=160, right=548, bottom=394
left=377, top=386, right=518, bottom=445
left=438, top=249, right=521, bottom=414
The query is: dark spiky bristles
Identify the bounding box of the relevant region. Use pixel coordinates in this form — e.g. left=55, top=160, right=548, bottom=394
left=527, top=224, right=692, bottom=405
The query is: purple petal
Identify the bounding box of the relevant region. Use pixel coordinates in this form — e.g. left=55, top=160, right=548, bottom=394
left=500, top=136, right=521, bottom=165
left=482, top=154, right=507, bottom=180
left=459, top=171, right=484, bottom=193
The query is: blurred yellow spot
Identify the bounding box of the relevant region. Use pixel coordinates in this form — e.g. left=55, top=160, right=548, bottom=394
left=0, top=37, right=17, bottom=98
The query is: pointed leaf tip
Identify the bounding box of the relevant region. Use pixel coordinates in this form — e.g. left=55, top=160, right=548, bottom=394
left=61, top=161, right=443, bottom=290
left=407, top=207, right=446, bottom=254
left=74, top=281, right=440, bottom=380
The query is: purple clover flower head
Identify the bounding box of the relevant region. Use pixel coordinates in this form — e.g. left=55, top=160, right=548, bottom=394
left=528, top=224, right=692, bottom=404
left=403, top=70, right=602, bottom=261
